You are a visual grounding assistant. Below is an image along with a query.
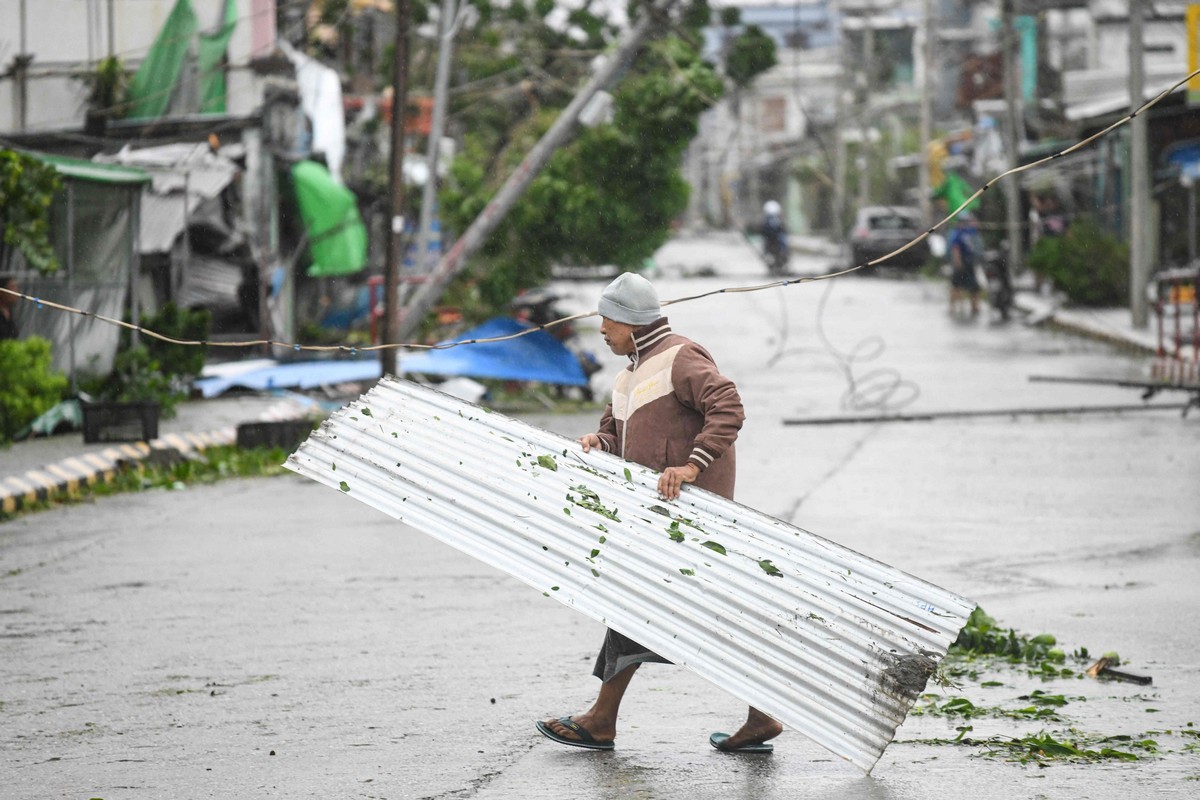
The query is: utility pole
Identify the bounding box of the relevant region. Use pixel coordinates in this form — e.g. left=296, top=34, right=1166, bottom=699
left=381, top=0, right=411, bottom=375
left=858, top=3, right=874, bottom=210
left=833, top=7, right=848, bottom=246
left=414, top=0, right=458, bottom=282
left=918, top=0, right=933, bottom=226
left=1001, top=0, right=1023, bottom=277
left=394, top=1, right=668, bottom=343
left=1129, top=1, right=1150, bottom=328
left=14, top=0, right=29, bottom=132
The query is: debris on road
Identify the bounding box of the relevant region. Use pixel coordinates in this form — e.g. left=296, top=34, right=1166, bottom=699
left=1086, top=653, right=1153, bottom=685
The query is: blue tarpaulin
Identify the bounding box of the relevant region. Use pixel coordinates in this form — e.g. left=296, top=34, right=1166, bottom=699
left=193, top=317, right=587, bottom=398
left=1166, top=142, right=1200, bottom=180
left=401, top=317, right=588, bottom=386
left=195, top=359, right=383, bottom=398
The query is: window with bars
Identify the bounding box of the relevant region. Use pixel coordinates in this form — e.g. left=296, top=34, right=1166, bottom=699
left=760, top=96, right=786, bottom=135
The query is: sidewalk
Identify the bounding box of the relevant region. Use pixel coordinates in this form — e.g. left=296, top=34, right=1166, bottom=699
left=1014, top=287, right=1200, bottom=386
left=1013, top=290, right=1161, bottom=354
left=1, top=393, right=320, bottom=514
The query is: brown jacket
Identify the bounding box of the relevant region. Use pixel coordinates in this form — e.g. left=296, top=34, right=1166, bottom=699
left=594, top=318, right=744, bottom=499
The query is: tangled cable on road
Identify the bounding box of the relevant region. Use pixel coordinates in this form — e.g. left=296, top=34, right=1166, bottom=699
left=817, top=279, right=920, bottom=413
left=5, top=66, right=1197, bottom=356
left=764, top=274, right=920, bottom=415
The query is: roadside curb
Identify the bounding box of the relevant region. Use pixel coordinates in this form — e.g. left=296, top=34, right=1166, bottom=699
left=1, top=429, right=237, bottom=515
left=1013, top=293, right=1159, bottom=355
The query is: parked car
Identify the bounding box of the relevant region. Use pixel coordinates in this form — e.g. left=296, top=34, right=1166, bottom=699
left=848, top=205, right=930, bottom=270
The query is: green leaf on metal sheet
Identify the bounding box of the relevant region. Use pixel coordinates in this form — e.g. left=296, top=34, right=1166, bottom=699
left=758, top=559, right=782, bottom=577
left=567, top=484, right=620, bottom=521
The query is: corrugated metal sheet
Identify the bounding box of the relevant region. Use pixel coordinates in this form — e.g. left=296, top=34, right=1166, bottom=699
left=286, top=377, right=975, bottom=772
left=95, top=144, right=238, bottom=254
left=136, top=193, right=188, bottom=255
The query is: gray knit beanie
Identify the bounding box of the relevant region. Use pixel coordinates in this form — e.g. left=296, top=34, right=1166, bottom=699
left=597, top=272, right=661, bottom=326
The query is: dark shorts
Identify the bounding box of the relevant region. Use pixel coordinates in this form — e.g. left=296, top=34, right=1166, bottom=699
left=951, top=265, right=980, bottom=292
left=592, top=628, right=672, bottom=682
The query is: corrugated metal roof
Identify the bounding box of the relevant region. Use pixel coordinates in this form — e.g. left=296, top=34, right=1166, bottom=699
left=285, top=378, right=975, bottom=772
left=95, top=143, right=239, bottom=253
left=31, top=152, right=151, bottom=186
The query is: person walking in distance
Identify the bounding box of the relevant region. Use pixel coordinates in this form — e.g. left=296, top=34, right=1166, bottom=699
left=536, top=272, right=783, bottom=754
left=947, top=213, right=982, bottom=317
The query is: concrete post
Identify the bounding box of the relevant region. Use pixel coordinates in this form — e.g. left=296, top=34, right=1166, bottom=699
left=1130, top=2, right=1150, bottom=328
left=1002, top=0, right=1024, bottom=277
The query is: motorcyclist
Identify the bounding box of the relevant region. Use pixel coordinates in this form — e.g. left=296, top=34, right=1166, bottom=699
left=760, top=200, right=789, bottom=276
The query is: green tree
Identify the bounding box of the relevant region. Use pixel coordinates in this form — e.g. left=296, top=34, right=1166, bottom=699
left=724, top=24, right=777, bottom=88
left=1028, top=216, right=1129, bottom=307
left=0, top=338, right=67, bottom=443
left=436, top=1, right=724, bottom=311
left=95, top=303, right=212, bottom=417
left=0, top=149, right=62, bottom=274
left=81, top=56, right=129, bottom=119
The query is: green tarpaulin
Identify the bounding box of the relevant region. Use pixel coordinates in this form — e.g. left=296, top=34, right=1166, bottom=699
left=198, top=0, right=238, bottom=113
left=125, top=0, right=237, bottom=119
left=291, top=161, right=367, bottom=278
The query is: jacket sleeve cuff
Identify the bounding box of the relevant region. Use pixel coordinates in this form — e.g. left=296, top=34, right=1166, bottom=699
left=689, top=446, right=715, bottom=472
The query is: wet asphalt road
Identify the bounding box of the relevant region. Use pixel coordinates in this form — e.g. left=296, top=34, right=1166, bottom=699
left=3, top=232, right=1199, bottom=799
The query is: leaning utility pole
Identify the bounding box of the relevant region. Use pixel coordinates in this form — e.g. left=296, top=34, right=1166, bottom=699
left=1001, top=0, right=1023, bottom=277
left=394, top=1, right=669, bottom=342
left=1129, top=2, right=1150, bottom=328
left=381, top=0, right=411, bottom=376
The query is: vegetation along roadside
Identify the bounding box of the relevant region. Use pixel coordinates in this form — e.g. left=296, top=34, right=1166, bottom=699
left=0, top=445, right=292, bottom=525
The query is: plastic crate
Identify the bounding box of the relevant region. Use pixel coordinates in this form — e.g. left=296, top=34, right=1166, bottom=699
left=81, top=402, right=160, bottom=444
left=236, top=419, right=314, bottom=452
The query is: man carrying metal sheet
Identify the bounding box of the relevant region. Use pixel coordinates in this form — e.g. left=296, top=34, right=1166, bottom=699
left=536, top=272, right=783, bottom=754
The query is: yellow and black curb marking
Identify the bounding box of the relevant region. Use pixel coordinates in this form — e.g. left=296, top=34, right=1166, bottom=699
left=0, top=429, right=236, bottom=515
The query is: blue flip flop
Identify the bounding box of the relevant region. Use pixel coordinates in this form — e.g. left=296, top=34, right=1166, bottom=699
left=536, top=717, right=615, bottom=751
left=709, top=732, right=774, bottom=753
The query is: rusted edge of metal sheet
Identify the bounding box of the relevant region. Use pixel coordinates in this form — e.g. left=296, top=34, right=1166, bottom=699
left=285, top=376, right=975, bottom=771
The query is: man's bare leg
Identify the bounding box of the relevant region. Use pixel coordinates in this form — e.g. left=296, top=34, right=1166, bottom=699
left=717, top=707, right=784, bottom=751
left=543, top=663, right=640, bottom=744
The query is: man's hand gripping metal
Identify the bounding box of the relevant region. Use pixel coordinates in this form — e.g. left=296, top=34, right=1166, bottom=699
left=578, top=435, right=699, bottom=501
